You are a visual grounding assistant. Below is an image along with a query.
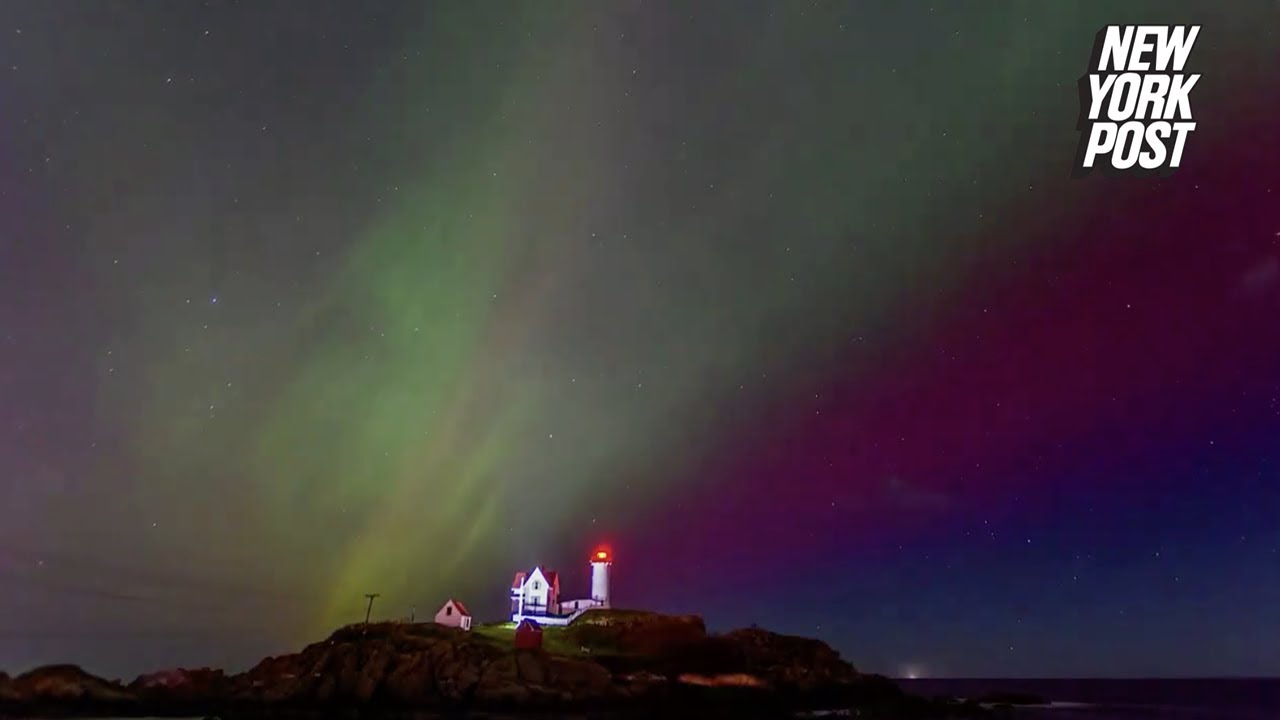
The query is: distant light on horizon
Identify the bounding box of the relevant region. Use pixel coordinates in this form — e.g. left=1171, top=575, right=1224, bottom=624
left=899, top=663, right=927, bottom=680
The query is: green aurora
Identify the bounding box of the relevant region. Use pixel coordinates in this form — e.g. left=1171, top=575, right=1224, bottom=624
left=57, top=1, right=1273, bottom=643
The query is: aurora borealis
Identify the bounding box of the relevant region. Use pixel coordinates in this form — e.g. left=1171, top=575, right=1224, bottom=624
left=1, top=0, right=1279, bottom=679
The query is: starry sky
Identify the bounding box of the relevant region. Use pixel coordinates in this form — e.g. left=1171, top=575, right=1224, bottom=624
left=1, top=1, right=1278, bottom=680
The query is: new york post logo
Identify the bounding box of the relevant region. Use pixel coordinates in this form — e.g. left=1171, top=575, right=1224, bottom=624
left=1074, top=25, right=1200, bottom=177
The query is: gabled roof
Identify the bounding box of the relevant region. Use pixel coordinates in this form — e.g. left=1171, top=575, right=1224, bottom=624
left=516, top=618, right=542, bottom=632
left=445, top=598, right=471, bottom=616
left=516, top=567, right=559, bottom=593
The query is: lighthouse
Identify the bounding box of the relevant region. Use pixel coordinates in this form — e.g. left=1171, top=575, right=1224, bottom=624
left=590, top=549, right=611, bottom=608
left=508, top=547, right=614, bottom=625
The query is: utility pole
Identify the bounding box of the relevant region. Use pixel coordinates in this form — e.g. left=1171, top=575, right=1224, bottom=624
left=410, top=605, right=415, bottom=623
left=363, top=593, right=380, bottom=627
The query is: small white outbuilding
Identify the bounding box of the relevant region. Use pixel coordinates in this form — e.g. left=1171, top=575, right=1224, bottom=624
left=434, top=598, right=472, bottom=630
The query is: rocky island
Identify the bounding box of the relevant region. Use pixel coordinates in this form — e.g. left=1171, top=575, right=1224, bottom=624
left=0, top=610, right=992, bottom=718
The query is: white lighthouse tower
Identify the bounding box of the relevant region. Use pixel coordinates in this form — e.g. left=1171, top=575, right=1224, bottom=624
left=590, top=549, right=611, bottom=608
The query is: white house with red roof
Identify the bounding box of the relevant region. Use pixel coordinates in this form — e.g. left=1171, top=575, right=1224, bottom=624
left=510, top=549, right=612, bottom=626
left=434, top=598, right=472, bottom=630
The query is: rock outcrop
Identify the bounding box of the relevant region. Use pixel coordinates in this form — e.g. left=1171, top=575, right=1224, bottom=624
left=0, top=671, right=17, bottom=703
left=4, top=664, right=134, bottom=709
left=723, top=627, right=855, bottom=690
left=129, top=667, right=229, bottom=706
left=226, top=621, right=619, bottom=709
left=567, top=608, right=709, bottom=656
left=0, top=610, right=981, bottom=718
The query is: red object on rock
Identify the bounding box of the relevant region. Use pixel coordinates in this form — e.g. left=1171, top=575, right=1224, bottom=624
left=514, top=619, right=543, bottom=649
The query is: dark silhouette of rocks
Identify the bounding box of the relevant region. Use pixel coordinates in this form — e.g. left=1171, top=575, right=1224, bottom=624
left=0, top=610, right=989, bottom=718
left=1, top=663, right=135, bottom=710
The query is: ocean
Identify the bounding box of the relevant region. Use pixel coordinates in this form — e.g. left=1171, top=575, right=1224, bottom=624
left=899, top=678, right=1280, bottom=720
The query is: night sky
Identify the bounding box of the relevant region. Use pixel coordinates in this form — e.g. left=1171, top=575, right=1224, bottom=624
left=2, top=1, right=1278, bottom=680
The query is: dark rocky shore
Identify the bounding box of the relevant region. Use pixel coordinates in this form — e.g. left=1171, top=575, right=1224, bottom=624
left=0, top=610, right=994, bottom=718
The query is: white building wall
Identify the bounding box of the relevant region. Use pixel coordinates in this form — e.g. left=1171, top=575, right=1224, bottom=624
left=521, top=568, right=552, bottom=611
left=511, top=607, right=592, bottom=626
left=512, top=613, right=572, bottom=626
left=591, top=561, right=610, bottom=607
left=434, top=601, right=471, bottom=629
left=559, top=598, right=602, bottom=613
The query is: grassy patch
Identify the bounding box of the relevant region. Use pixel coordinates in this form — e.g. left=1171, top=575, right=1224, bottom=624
left=472, top=622, right=516, bottom=645
left=471, top=622, right=610, bottom=658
